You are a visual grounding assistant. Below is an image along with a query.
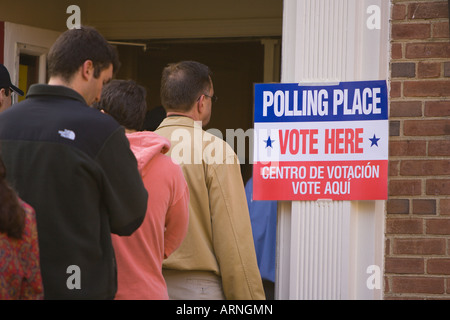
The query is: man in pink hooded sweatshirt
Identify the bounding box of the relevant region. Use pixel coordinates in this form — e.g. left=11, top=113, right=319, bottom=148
left=96, top=80, right=189, bottom=300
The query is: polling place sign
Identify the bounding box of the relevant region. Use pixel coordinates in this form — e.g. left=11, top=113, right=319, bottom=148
left=253, top=80, right=388, bottom=201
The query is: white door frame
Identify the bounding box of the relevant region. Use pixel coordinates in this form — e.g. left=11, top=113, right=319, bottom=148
left=3, top=22, right=60, bottom=102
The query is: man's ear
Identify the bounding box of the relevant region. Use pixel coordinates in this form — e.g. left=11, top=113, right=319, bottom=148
left=196, top=94, right=205, bottom=114
left=0, top=88, right=5, bottom=107
left=80, top=60, right=94, bottom=81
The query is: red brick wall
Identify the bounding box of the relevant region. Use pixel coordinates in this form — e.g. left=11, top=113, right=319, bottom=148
left=386, top=0, right=450, bottom=299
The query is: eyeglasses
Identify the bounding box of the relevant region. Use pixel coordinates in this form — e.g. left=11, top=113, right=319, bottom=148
left=198, top=93, right=218, bottom=103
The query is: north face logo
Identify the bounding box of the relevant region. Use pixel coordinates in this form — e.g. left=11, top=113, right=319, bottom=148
left=58, top=129, right=76, bottom=141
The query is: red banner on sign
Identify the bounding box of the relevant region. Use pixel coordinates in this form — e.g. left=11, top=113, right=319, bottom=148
left=253, top=160, right=388, bottom=201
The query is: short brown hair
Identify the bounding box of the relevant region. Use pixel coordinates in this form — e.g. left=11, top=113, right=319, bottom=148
left=96, top=80, right=147, bottom=131
left=47, top=25, right=120, bottom=83
left=160, top=61, right=212, bottom=112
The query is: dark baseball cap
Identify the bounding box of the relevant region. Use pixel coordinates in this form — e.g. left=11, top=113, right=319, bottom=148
left=0, top=64, right=24, bottom=96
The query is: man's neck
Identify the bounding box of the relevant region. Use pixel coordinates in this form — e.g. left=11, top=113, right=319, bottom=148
left=166, top=111, right=196, bottom=120
left=48, top=75, right=89, bottom=105
left=48, top=77, right=72, bottom=87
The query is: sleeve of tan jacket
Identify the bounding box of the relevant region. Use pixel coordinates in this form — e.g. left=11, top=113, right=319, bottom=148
left=207, top=153, right=266, bottom=300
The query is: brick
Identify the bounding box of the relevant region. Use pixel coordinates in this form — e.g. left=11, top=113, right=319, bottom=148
left=385, top=257, right=424, bottom=274
left=425, top=101, right=450, bottom=117
left=404, top=80, right=450, bottom=97
left=433, top=22, right=449, bottom=39
left=441, top=199, right=450, bottom=215
left=392, top=23, right=431, bottom=40
left=392, top=277, right=444, bottom=294
left=400, top=160, right=450, bottom=176
left=417, top=62, right=440, bottom=78
left=404, top=120, right=450, bottom=136
left=384, top=3, right=450, bottom=297
left=390, top=82, right=402, bottom=98
left=392, top=4, right=407, bottom=20
left=426, top=179, right=450, bottom=196
left=393, top=238, right=446, bottom=255
left=428, top=140, right=450, bottom=156
left=389, top=160, right=400, bottom=176
left=390, top=121, right=400, bottom=136
left=428, top=259, right=450, bottom=275
left=386, top=218, right=423, bottom=234
left=383, top=295, right=423, bottom=300
left=384, top=277, right=390, bottom=293
left=412, top=199, right=437, bottom=215
left=391, top=62, right=416, bottom=78
left=389, top=179, right=422, bottom=196
left=389, top=140, right=427, bottom=156
left=427, top=219, right=450, bottom=235
left=390, top=101, right=422, bottom=117
left=406, top=43, right=450, bottom=59
left=445, top=62, right=450, bottom=77
left=387, top=199, right=410, bottom=214
left=391, top=43, right=403, bottom=60
left=408, top=2, right=449, bottom=20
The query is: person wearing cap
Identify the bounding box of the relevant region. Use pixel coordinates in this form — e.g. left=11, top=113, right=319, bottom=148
left=0, top=64, right=24, bottom=112
left=0, top=26, right=148, bottom=299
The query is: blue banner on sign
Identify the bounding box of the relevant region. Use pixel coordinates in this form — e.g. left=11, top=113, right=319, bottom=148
left=254, top=80, right=388, bottom=123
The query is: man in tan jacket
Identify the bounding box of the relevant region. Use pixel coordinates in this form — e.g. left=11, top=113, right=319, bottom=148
left=156, top=61, right=265, bottom=300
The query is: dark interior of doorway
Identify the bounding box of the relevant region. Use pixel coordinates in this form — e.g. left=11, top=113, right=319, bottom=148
left=18, top=53, right=39, bottom=102
left=115, top=38, right=267, bottom=184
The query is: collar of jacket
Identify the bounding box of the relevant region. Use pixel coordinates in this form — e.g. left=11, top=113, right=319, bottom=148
left=158, top=115, right=203, bottom=130
left=26, top=84, right=88, bottom=105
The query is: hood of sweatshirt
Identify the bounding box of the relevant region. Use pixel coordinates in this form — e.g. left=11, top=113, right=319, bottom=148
left=126, top=131, right=170, bottom=173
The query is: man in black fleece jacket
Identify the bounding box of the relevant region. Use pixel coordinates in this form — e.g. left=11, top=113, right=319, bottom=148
left=0, top=26, right=148, bottom=299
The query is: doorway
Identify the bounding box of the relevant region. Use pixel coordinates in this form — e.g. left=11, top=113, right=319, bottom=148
left=2, top=22, right=59, bottom=104
left=115, top=38, right=279, bottom=183
left=18, top=53, right=39, bottom=102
